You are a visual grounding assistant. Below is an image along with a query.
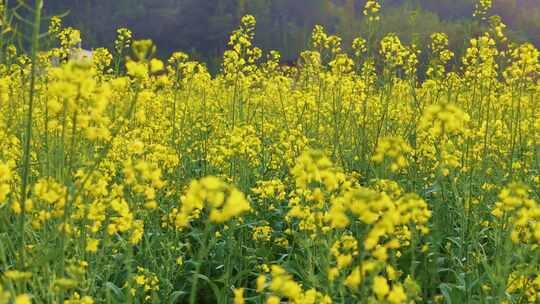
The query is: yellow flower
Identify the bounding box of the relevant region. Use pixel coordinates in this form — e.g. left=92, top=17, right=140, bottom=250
left=373, top=276, right=390, bottom=299
left=0, top=162, right=12, bottom=203
left=256, top=275, right=266, bottom=292
left=233, top=288, right=245, bottom=304
left=150, top=58, right=164, bottom=73
left=363, top=0, right=381, bottom=21
left=328, top=267, right=339, bottom=282
left=266, top=296, right=280, bottom=304
left=345, top=268, right=361, bottom=289
left=14, top=294, right=32, bottom=304
left=86, top=238, right=99, bottom=253
left=126, top=61, right=148, bottom=79
left=387, top=284, right=407, bottom=304
left=176, top=176, right=251, bottom=228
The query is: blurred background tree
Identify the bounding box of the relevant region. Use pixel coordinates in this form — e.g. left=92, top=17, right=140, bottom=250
left=40, top=0, right=540, bottom=70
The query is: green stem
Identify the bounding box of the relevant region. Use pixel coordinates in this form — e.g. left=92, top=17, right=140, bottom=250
left=190, top=223, right=213, bottom=304
left=19, top=0, right=43, bottom=269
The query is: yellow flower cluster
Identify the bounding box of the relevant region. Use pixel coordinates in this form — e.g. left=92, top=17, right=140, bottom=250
left=380, top=34, right=409, bottom=69
left=0, top=162, right=11, bottom=204
left=123, top=156, right=165, bottom=210
left=108, top=190, right=144, bottom=245
left=48, top=16, right=62, bottom=36
left=287, top=150, right=349, bottom=234
left=173, top=176, right=251, bottom=229
left=504, top=43, right=539, bottom=84
left=252, top=223, right=272, bottom=241
left=312, top=25, right=342, bottom=55
left=328, top=187, right=430, bottom=253
left=417, top=103, right=470, bottom=175
left=463, top=34, right=498, bottom=79
left=257, top=265, right=332, bottom=304
left=233, top=288, right=245, bottom=304
left=427, top=33, right=454, bottom=78
left=373, top=276, right=408, bottom=304
left=363, top=0, right=381, bottom=21
left=291, top=150, right=342, bottom=192
left=491, top=183, right=540, bottom=244
left=352, top=36, right=367, bottom=58
left=47, top=61, right=112, bottom=141
left=341, top=261, right=414, bottom=303
left=473, top=0, right=492, bottom=19
left=373, top=136, right=413, bottom=172
left=0, top=78, right=8, bottom=105
left=489, top=15, right=507, bottom=43
left=114, top=28, right=132, bottom=55
left=132, top=267, right=160, bottom=300
left=210, top=125, right=262, bottom=170
left=223, top=15, right=262, bottom=78
left=328, top=234, right=358, bottom=279
left=64, top=292, right=94, bottom=304
left=418, top=103, right=470, bottom=137
left=506, top=271, right=540, bottom=303
left=30, top=178, right=67, bottom=228
left=251, top=179, right=286, bottom=201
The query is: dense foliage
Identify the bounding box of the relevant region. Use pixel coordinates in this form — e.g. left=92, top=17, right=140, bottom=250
left=1, top=0, right=540, bottom=303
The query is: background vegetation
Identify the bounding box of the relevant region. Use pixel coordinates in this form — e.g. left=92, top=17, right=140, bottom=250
left=43, top=0, right=540, bottom=67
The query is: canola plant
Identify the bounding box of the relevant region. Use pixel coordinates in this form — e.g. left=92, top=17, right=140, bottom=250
left=1, top=0, right=540, bottom=303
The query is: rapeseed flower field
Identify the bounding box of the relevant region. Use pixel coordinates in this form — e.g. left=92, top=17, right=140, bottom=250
left=1, top=0, right=540, bottom=303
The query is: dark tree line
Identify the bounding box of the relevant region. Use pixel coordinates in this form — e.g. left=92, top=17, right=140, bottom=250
left=41, top=0, right=540, bottom=67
